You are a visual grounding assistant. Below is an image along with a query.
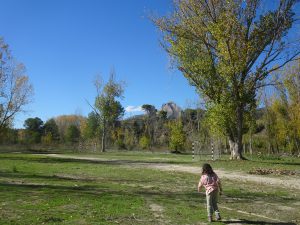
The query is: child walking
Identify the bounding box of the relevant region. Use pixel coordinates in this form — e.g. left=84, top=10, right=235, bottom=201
left=198, top=163, right=222, bottom=222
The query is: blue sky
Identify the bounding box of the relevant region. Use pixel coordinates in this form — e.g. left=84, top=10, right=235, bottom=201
left=0, top=1, right=299, bottom=128
left=0, top=0, right=200, bottom=128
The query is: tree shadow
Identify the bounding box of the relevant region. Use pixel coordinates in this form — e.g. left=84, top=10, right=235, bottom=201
left=0, top=154, right=191, bottom=166
left=0, top=181, right=206, bottom=209
left=0, top=171, right=95, bottom=182
left=0, top=181, right=102, bottom=193
left=247, top=158, right=300, bottom=167
left=0, top=170, right=162, bottom=186
left=223, top=219, right=297, bottom=225
left=222, top=192, right=297, bottom=203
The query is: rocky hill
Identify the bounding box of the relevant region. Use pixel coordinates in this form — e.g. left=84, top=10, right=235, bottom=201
left=161, top=102, right=182, bottom=119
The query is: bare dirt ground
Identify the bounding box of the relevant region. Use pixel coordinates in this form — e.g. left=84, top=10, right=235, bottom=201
left=45, top=154, right=300, bottom=190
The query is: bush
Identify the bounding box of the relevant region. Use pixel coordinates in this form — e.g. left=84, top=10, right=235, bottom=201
left=41, top=133, right=53, bottom=145
left=139, top=136, right=150, bottom=150
left=168, top=120, right=186, bottom=152
left=65, top=125, right=80, bottom=143
left=116, top=139, right=126, bottom=150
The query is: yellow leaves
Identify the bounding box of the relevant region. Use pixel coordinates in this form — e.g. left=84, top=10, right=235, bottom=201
left=205, top=100, right=237, bottom=136
left=209, top=11, right=248, bottom=76
left=54, top=115, right=85, bottom=138
left=139, top=135, right=150, bottom=150
left=41, top=132, right=53, bottom=145
left=79, top=119, right=88, bottom=136
left=111, top=127, right=123, bottom=142
left=268, top=86, right=300, bottom=152
left=289, top=103, right=300, bottom=137
left=167, top=119, right=186, bottom=151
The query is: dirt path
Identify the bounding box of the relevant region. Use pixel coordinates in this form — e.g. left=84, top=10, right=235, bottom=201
left=45, top=154, right=300, bottom=190
left=132, top=163, right=300, bottom=190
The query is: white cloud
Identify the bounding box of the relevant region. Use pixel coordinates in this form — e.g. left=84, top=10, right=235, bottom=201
left=125, top=105, right=143, bottom=113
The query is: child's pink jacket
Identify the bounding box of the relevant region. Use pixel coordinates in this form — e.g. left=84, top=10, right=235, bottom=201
left=199, top=173, right=220, bottom=195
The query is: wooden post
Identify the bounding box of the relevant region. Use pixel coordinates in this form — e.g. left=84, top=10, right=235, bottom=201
left=192, top=142, right=195, bottom=161
left=211, top=141, right=214, bottom=161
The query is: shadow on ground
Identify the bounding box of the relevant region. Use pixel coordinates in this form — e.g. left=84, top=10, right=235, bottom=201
left=0, top=176, right=201, bottom=204
left=0, top=154, right=191, bottom=165
left=223, top=219, right=297, bottom=225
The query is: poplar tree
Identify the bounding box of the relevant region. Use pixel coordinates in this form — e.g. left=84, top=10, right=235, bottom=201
left=93, top=71, right=124, bottom=152
left=154, top=0, right=300, bottom=159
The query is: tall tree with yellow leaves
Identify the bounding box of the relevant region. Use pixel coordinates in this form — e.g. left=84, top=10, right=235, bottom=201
left=154, top=0, right=300, bottom=159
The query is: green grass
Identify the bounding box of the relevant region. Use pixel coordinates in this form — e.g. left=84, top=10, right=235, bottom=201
left=50, top=151, right=300, bottom=174
left=0, top=152, right=299, bottom=224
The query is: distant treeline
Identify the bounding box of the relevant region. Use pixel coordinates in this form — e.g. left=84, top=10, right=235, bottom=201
left=1, top=101, right=299, bottom=156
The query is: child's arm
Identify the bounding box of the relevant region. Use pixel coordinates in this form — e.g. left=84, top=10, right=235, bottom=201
left=218, top=179, right=223, bottom=195
left=197, top=179, right=203, bottom=192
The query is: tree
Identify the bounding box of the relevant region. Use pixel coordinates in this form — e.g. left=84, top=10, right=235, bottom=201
left=182, top=108, right=198, bottom=133
left=81, top=112, right=100, bottom=140
left=156, top=110, right=169, bottom=146
left=158, top=110, right=167, bottom=121
left=41, top=132, right=53, bottom=145
left=142, top=104, right=157, bottom=147
left=263, top=94, right=279, bottom=154
left=124, top=127, right=134, bottom=150
left=92, top=71, right=125, bottom=152
left=264, top=60, right=300, bottom=154
left=168, top=119, right=186, bottom=153
left=54, top=115, right=85, bottom=141
left=282, top=61, right=300, bottom=154
left=0, top=37, right=33, bottom=134
left=65, top=125, right=81, bottom=143
left=24, top=117, right=43, bottom=133
left=43, top=118, right=60, bottom=142
left=154, top=0, right=300, bottom=159
left=130, top=119, right=144, bottom=145
left=0, top=127, right=18, bottom=144
left=139, top=135, right=151, bottom=150
left=142, top=104, right=157, bottom=116
left=24, top=117, right=44, bottom=143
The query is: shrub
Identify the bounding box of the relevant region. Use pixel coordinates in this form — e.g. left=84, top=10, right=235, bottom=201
left=116, top=139, right=126, bottom=150
left=139, top=136, right=150, bottom=150
left=168, top=120, right=186, bottom=152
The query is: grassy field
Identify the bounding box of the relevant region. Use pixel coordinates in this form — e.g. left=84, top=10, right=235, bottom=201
left=0, top=151, right=299, bottom=225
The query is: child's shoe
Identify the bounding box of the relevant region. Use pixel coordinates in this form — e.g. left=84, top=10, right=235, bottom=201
left=215, top=212, right=221, bottom=221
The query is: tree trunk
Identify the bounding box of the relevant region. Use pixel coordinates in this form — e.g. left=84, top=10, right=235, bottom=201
left=294, top=137, right=300, bottom=155
left=229, top=105, right=245, bottom=160
left=224, top=137, right=229, bottom=153
left=237, top=105, right=244, bottom=159
left=249, top=132, right=253, bottom=155
left=229, top=139, right=240, bottom=159
left=101, top=120, right=106, bottom=152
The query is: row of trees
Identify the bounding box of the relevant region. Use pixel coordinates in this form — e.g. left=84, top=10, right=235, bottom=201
left=262, top=62, right=300, bottom=154
left=1, top=71, right=299, bottom=156
left=1, top=35, right=299, bottom=156
left=0, top=110, right=188, bottom=153
left=2, top=115, right=83, bottom=144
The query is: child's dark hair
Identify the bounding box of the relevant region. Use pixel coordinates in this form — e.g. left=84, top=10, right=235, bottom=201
left=202, top=163, right=215, bottom=175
